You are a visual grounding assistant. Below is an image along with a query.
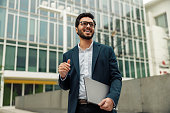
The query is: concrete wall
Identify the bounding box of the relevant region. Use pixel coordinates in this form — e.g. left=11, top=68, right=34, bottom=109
left=15, top=90, right=68, bottom=113
left=16, top=74, right=170, bottom=113
left=118, top=74, right=170, bottom=113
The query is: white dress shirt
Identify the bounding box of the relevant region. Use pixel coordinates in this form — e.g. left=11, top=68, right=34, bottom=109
left=78, top=42, right=93, bottom=99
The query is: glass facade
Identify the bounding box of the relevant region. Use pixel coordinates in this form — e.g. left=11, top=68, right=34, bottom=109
left=0, top=0, right=149, bottom=106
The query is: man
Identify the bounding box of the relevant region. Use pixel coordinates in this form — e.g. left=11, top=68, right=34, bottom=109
left=58, top=13, right=122, bottom=113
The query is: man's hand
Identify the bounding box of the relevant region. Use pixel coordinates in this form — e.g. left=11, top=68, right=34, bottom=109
left=58, top=59, right=71, bottom=79
left=98, top=98, right=114, bottom=111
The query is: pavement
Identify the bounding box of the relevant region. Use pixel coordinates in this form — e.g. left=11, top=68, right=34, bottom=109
left=0, top=107, right=37, bottom=113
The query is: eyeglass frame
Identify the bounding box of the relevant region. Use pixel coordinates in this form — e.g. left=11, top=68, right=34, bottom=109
left=79, top=21, right=96, bottom=28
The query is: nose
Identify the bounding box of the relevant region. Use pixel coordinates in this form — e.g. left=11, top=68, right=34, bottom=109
left=86, top=23, right=90, bottom=27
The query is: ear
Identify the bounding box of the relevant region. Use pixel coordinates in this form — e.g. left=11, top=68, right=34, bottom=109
left=76, top=27, right=78, bottom=34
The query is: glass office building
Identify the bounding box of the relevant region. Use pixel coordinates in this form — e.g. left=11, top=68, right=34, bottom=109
left=0, top=0, right=149, bottom=106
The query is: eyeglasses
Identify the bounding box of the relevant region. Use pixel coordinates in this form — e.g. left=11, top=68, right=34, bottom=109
left=79, top=21, right=95, bottom=28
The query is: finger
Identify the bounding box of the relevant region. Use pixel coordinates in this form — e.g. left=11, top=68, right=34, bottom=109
left=64, top=62, right=71, bottom=67
left=59, top=66, right=70, bottom=72
left=67, top=59, right=71, bottom=64
left=59, top=63, right=70, bottom=70
left=98, top=99, right=106, bottom=106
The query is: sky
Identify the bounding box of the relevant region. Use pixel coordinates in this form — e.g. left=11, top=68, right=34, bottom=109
left=143, top=0, right=153, bottom=4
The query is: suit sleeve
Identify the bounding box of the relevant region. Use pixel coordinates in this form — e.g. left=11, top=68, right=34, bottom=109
left=58, top=54, right=70, bottom=90
left=106, top=47, right=122, bottom=107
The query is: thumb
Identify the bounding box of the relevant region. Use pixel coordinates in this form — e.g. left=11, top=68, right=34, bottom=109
left=67, top=59, right=71, bottom=64
left=98, top=99, right=106, bottom=106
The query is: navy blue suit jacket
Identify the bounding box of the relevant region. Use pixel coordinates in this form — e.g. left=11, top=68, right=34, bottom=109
left=59, top=41, right=122, bottom=113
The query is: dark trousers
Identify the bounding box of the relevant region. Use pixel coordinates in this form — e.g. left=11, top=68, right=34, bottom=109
left=75, top=103, right=114, bottom=113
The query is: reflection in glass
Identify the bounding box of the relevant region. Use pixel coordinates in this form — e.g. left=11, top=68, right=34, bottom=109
left=3, top=84, right=11, bottom=106
left=0, top=45, right=3, bottom=67
left=125, top=60, right=130, bottom=77
left=9, top=0, right=15, bottom=8
left=116, top=19, right=120, bottom=32
left=103, top=15, right=108, bottom=29
left=35, top=84, right=43, bottom=93
left=7, top=14, right=14, bottom=38
left=13, top=84, right=22, bottom=105
left=104, top=34, right=109, bottom=46
left=30, top=0, right=35, bottom=13
left=136, top=62, right=141, bottom=78
left=40, top=21, right=47, bottom=43
left=18, top=17, right=28, bottom=41
left=39, top=50, right=47, bottom=72
left=0, top=0, right=6, bottom=6
left=29, top=19, right=35, bottom=41
left=130, top=61, right=135, bottom=78
left=17, top=47, right=26, bottom=71
left=49, top=51, right=56, bottom=73
left=67, top=26, right=71, bottom=47
left=59, top=25, right=63, bottom=46
left=49, top=23, right=54, bottom=44
left=20, top=0, right=28, bottom=11
left=58, top=52, right=63, bottom=65
left=139, top=41, right=144, bottom=58
left=118, top=60, right=123, bottom=76
left=114, top=1, right=119, bottom=15
left=125, top=4, right=130, bottom=17
left=0, top=8, right=6, bottom=37
left=25, top=84, right=33, bottom=95
left=141, top=63, right=145, bottom=78
left=45, top=85, right=53, bottom=92
left=28, top=48, right=37, bottom=72
left=5, top=46, right=15, bottom=70
left=129, top=40, right=133, bottom=56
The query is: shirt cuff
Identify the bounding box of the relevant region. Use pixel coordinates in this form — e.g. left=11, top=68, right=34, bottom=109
left=60, top=74, right=67, bottom=81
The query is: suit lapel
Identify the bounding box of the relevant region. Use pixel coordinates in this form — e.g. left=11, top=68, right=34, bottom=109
left=72, top=45, right=80, bottom=76
left=92, top=42, right=101, bottom=75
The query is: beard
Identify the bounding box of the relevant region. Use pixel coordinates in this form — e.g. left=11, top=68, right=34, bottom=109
left=77, top=29, right=94, bottom=40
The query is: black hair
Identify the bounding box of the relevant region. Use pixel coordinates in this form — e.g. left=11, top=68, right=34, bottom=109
left=75, top=12, right=96, bottom=28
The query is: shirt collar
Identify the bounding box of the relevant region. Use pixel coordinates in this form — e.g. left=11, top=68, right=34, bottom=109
left=78, top=41, right=93, bottom=51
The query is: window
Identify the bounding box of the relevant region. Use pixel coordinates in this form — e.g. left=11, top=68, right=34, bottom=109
left=110, top=17, right=113, bottom=31
left=89, top=0, right=94, bottom=8
left=3, top=84, right=11, bottom=106
left=102, top=0, right=108, bottom=11
left=129, top=40, right=133, bottom=56
left=20, top=0, right=28, bottom=11
left=59, top=25, right=63, bottom=46
left=30, top=0, right=35, bottom=13
left=0, top=0, right=6, bottom=6
left=5, top=46, right=15, bottom=70
left=137, top=24, right=142, bottom=37
left=103, top=15, right=108, bottom=29
left=127, top=22, right=131, bottom=35
left=28, top=48, right=37, bottom=72
left=139, top=41, right=144, bottom=58
left=125, top=4, right=130, bottom=17
left=145, top=43, right=148, bottom=58
left=97, top=14, right=100, bottom=28
left=67, top=26, right=71, bottom=47
left=117, top=37, right=122, bottom=55
left=116, top=19, right=120, bottom=32
left=45, top=85, right=53, bottom=92
left=136, top=8, right=140, bottom=20
left=146, top=63, right=150, bottom=77
left=0, top=8, right=6, bottom=37
left=118, top=60, right=123, bottom=76
left=12, top=84, right=22, bottom=105
left=58, top=52, right=63, bottom=66
left=7, top=14, right=14, bottom=38
left=17, top=47, right=26, bottom=71
left=104, top=34, right=109, bottom=46
left=18, top=17, right=28, bottom=41
left=98, top=33, right=101, bottom=43
left=136, top=62, right=141, bottom=78
left=40, top=21, right=47, bottom=43
left=9, top=0, right=15, bottom=8
left=114, top=1, right=119, bottom=15
left=0, top=45, right=3, bottom=68
left=49, top=23, right=54, bottom=44
left=39, top=50, right=47, bottom=72
left=141, top=62, right=145, bottom=78
left=25, top=84, right=33, bottom=95
left=130, top=61, right=135, bottom=78
left=49, top=51, right=56, bottom=73
left=35, top=85, right=43, bottom=93
left=155, top=13, right=168, bottom=28
left=125, top=60, right=130, bottom=77
left=29, top=19, right=35, bottom=42
left=141, top=10, right=144, bottom=21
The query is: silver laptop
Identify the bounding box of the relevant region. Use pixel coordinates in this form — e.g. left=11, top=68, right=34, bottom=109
left=84, top=77, right=110, bottom=105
